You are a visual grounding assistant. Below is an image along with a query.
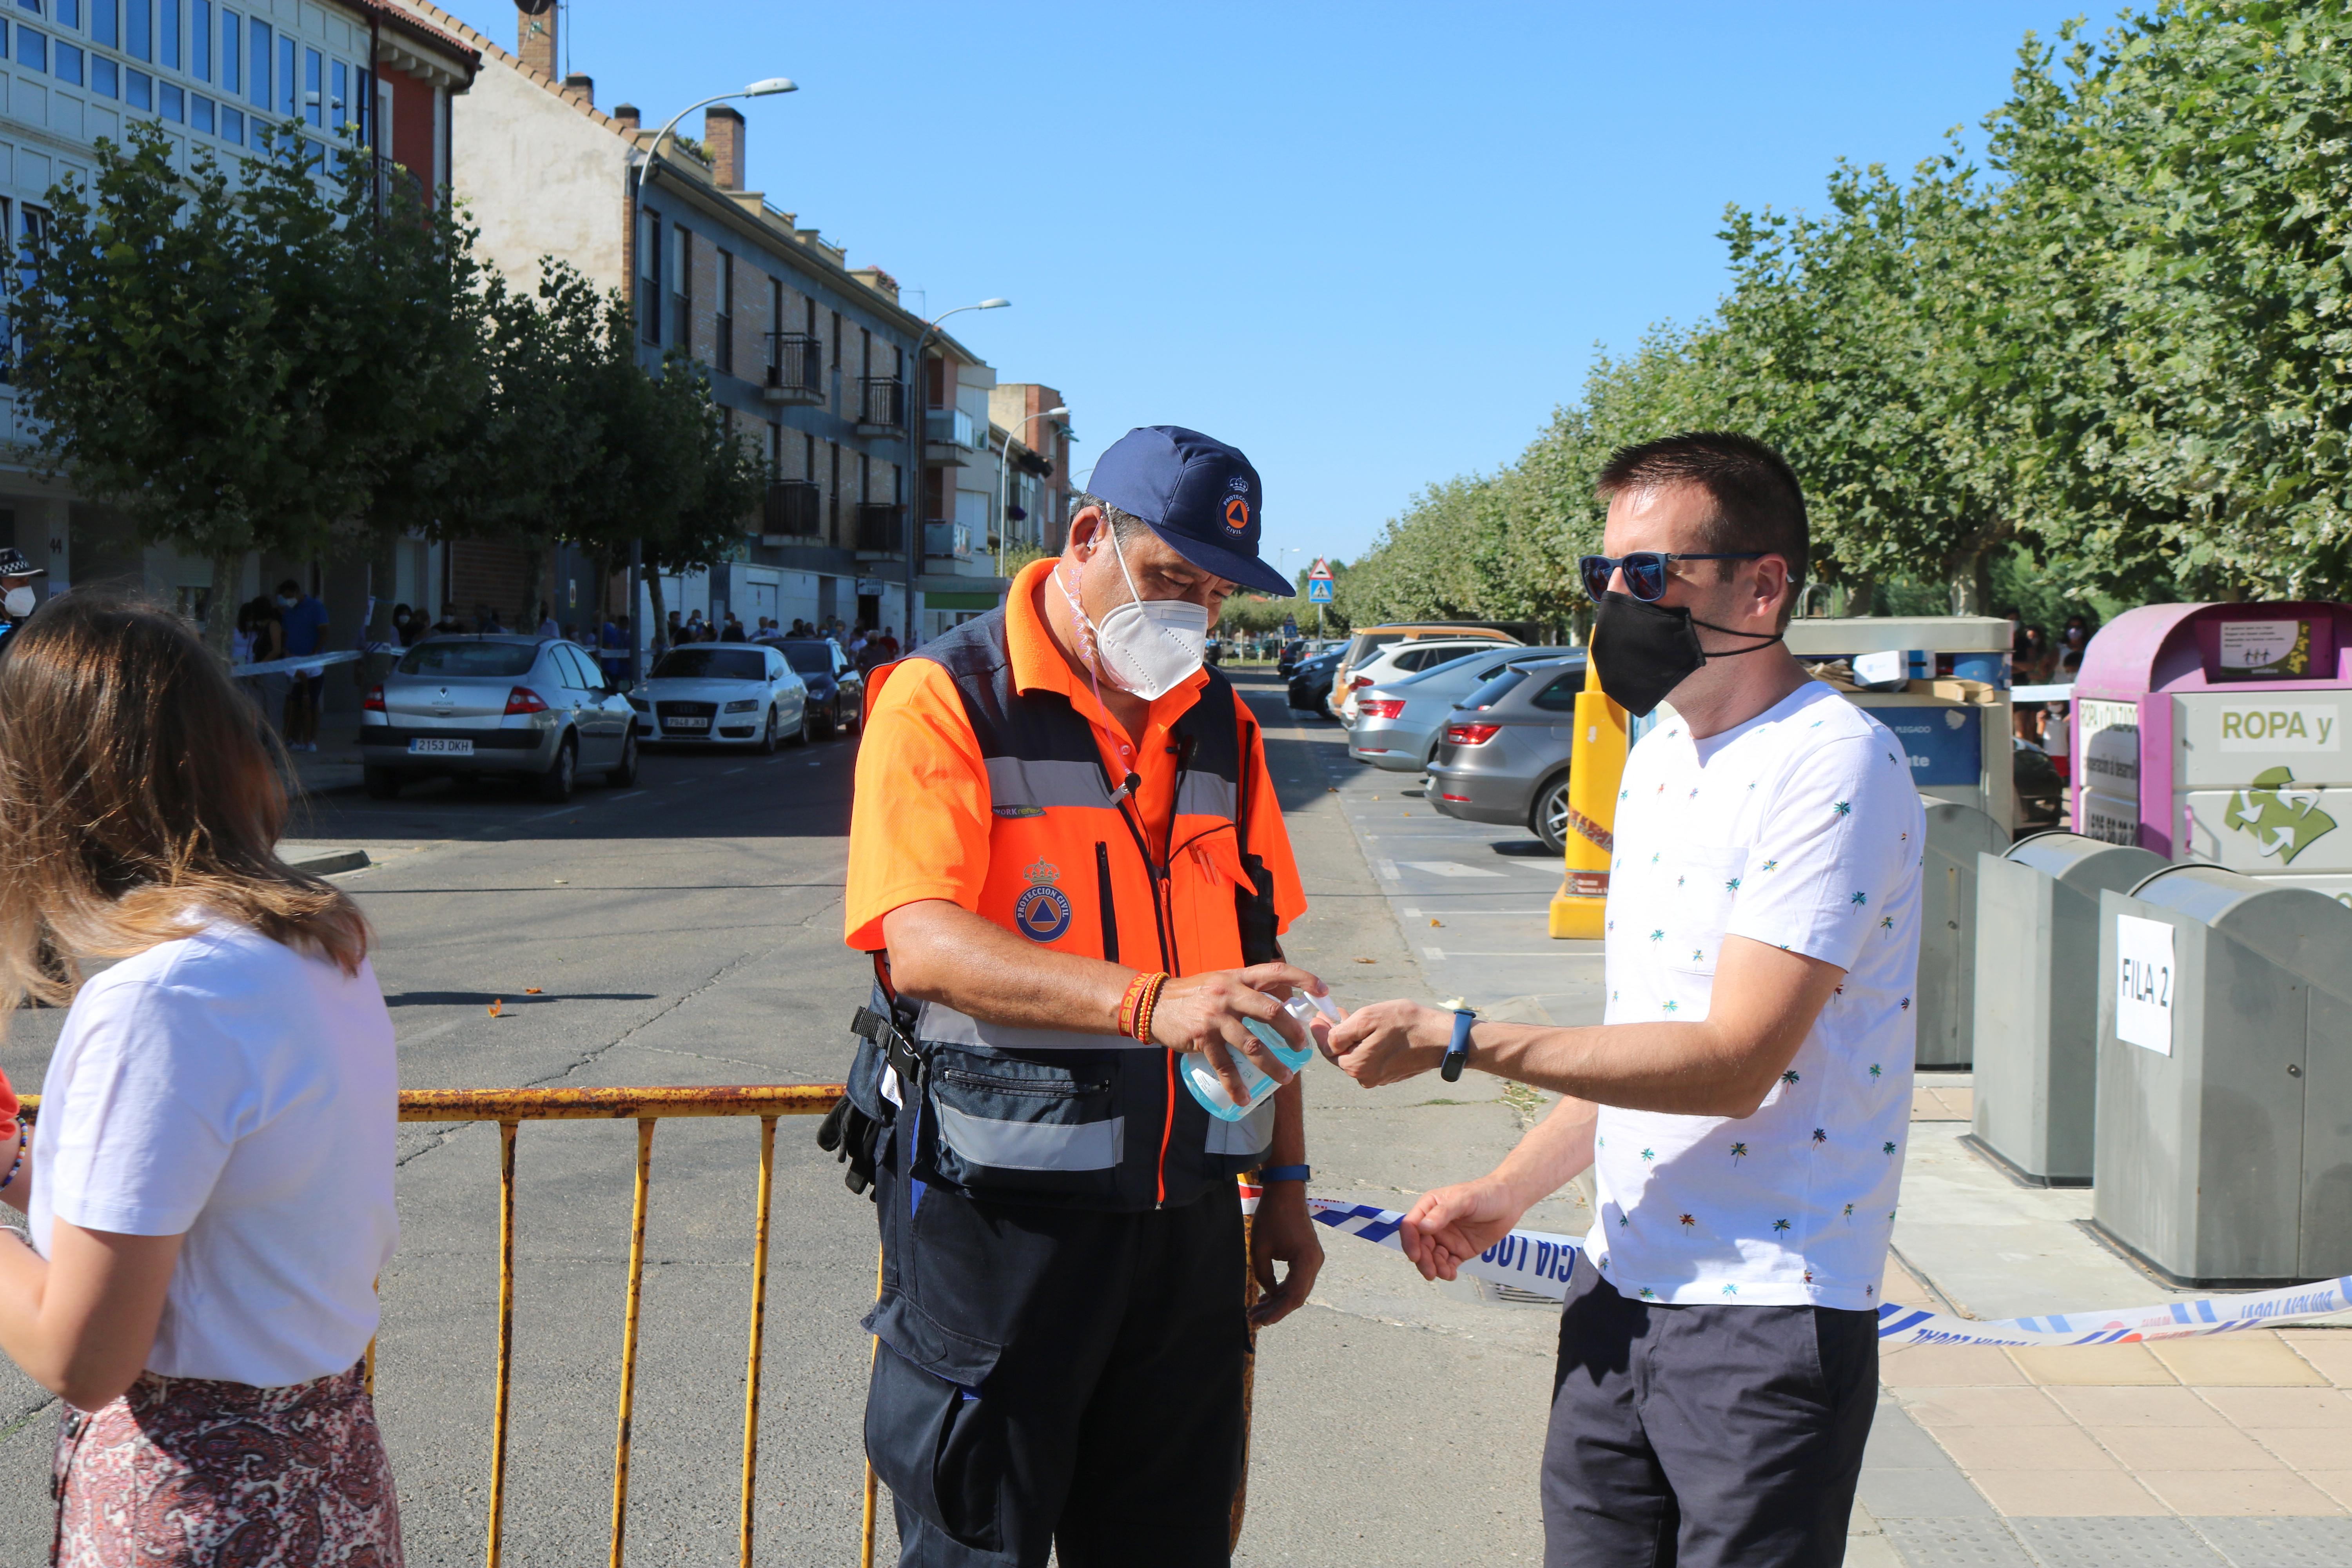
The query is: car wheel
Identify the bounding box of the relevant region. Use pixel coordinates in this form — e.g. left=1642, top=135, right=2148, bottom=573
left=1532, top=769, right=1573, bottom=856
left=362, top=765, right=404, bottom=800
left=758, top=708, right=780, bottom=755
left=606, top=732, right=638, bottom=788
left=840, top=697, right=860, bottom=735
left=537, top=734, right=578, bottom=803
left=787, top=703, right=812, bottom=747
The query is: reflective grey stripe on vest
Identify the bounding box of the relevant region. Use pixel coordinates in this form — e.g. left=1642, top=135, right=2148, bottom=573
left=1174, top=770, right=1239, bottom=822
left=917, top=1001, right=1156, bottom=1053
left=1206, top=1098, right=1277, bottom=1158
left=935, top=1103, right=1126, bottom=1172
left=984, top=756, right=1116, bottom=813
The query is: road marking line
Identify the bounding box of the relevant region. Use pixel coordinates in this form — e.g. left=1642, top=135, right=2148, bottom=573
left=1398, top=861, right=1509, bottom=878
left=1423, top=946, right=1445, bottom=961
left=724, top=767, right=746, bottom=775
left=612, top=790, right=647, bottom=800
left=1375, top=858, right=1400, bottom=882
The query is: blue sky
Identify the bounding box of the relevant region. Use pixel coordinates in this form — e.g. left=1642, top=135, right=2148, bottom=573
left=437, top=1, right=2096, bottom=572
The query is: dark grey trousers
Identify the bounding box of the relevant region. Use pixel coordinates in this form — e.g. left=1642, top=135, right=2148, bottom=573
left=1543, top=1252, right=1879, bottom=1568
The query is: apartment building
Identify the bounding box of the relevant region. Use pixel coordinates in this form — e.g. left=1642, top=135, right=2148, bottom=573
left=403, top=1, right=1040, bottom=644
left=990, top=383, right=1076, bottom=555
left=0, top=0, right=477, bottom=637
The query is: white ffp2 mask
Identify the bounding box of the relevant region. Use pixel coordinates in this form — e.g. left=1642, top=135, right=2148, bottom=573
left=1063, top=530, right=1208, bottom=701
left=2, top=586, right=32, bottom=619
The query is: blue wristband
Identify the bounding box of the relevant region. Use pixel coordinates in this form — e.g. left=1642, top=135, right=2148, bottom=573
left=1258, top=1164, right=1311, bottom=1185
left=1441, top=1007, right=1477, bottom=1082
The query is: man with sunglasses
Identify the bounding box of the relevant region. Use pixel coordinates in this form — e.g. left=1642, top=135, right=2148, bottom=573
left=1328, top=432, right=1923, bottom=1568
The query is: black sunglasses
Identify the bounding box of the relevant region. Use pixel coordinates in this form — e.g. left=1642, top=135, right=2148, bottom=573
left=1579, top=551, right=1766, bottom=604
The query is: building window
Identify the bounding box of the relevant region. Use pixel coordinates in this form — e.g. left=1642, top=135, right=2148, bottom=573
left=276, top=34, right=292, bottom=118
left=191, top=0, right=208, bottom=80
left=91, top=52, right=114, bottom=94
left=247, top=18, right=267, bottom=110
left=830, top=442, right=842, bottom=539
left=831, top=309, right=842, bottom=368
left=16, top=25, right=44, bottom=72
left=220, top=7, right=238, bottom=95
left=57, top=40, right=83, bottom=84
left=768, top=421, right=781, bottom=479
left=714, top=249, right=733, bottom=374
left=189, top=90, right=212, bottom=132
left=804, top=296, right=816, bottom=338
left=803, top=432, right=814, bottom=486
left=220, top=103, right=240, bottom=143
left=160, top=0, right=177, bottom=69
left=767, top=276, right=782, bottom=371
left=861, top=326, right=872, bottom=377
left=637, top=210, right=661, bottom=345
left=93, top=0, right=115, bottom=47
left=125, top=65, right=151, bottom=108
left=160, top=80, right=182, bottom=120
left=302, top=46, right=319, bottom=126
left=669, top=226, right=690, bottom=349
left=127, top=0, right=149, bottom=62
left=60, top=0, right=84, bottom=26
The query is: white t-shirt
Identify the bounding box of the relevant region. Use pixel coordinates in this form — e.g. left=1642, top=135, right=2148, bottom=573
left=31, top=920, right=399, bottom=1386
left=1586, top=682, right=1925, bottom=1309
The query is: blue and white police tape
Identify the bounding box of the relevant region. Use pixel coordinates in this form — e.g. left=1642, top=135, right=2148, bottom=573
left=1305, top=1198, right=2352, bottom=1348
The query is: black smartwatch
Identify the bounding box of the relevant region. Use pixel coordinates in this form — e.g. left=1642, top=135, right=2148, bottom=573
left=1440, top=1006, right=1477, bottom=1082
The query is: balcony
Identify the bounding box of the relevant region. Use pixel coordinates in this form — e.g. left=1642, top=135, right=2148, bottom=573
left=923, top=407, right=978, bottom=467
left=761, top=480, right=822, bottom=541
left=855, top=502, right=908, bottom=557
left=855, top=377, right=904, bottom=437
left=925, top=523, right=974, bottom=562
left=762, top=334, right=824, bottom=406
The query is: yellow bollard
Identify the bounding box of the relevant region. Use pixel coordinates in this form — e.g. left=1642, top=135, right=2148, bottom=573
left=1549, top=652, right=1628, bottom=939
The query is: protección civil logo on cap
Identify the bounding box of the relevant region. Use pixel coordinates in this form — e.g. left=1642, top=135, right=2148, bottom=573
left=1088, top=426, right=1292, bottom=597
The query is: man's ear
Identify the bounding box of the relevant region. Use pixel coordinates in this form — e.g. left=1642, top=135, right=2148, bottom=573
left=1066, top=505, right=1106, bottom=559
left=1752, top=554, right=1794, bottom=622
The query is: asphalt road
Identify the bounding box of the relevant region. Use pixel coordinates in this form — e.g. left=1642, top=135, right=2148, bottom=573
left=0, top=670, right=1569, bottom=1567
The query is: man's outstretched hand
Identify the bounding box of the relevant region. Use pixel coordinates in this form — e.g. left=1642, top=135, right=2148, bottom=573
left=1322, top=998, right=1448, bottom=1088
left=1399, top=1174, right=1529, bottom=1283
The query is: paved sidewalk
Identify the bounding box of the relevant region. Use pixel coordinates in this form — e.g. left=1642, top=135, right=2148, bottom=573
left=1298, top=701, right=2352, bottom=1568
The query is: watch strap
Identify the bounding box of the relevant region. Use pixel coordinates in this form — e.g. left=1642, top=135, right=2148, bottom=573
left=1257, top=1164, right=1311, bottom=1184
left=1441, top=1007, right=1477, bottom=1082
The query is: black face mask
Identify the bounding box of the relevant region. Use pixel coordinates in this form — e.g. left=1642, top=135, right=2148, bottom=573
left=1590, top=592, right=1783, bottom=717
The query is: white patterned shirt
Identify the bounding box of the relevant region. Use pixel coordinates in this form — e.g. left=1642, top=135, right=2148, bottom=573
left=1585, top=681, right=1924, bottom=1309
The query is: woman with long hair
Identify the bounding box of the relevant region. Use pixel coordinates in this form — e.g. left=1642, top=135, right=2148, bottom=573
left=0, top=595, right=402, bottom=1565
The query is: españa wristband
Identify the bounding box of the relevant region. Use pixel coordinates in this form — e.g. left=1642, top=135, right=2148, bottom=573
left=1258, top=1165, right=1311, bottom=1184
left=1440, top=1007, right=1476, bottom=1083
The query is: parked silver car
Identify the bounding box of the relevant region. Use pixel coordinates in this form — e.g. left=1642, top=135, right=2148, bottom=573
left=1348, top=645, right=1578, bottom=772
left=627, top=644, right=811, bottom=751
left=1426, top=654, right=1590, bottom=853
left=360, top=636, right=637, bottom=802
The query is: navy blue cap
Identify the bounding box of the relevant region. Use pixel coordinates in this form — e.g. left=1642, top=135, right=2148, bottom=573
left=1087, top=426, right=1293, bottom=597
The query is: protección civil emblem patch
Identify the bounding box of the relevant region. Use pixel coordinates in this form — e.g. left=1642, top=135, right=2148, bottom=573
left=1011, top=858, right=1073, bottom=943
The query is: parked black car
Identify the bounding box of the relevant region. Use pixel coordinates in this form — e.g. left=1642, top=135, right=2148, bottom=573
left=761, top=637, right=864, bottom=737
left=1287, top=647, right=1346, bottom=715
left=1276, top=638, right=1308, bottom=676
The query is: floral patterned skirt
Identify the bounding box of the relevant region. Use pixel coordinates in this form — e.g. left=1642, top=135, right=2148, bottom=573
left=51, top=1361, right=401, bottom=1568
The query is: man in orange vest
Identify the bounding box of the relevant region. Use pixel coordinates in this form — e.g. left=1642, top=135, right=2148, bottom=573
left=836, top=426, right=1324, bottom=1566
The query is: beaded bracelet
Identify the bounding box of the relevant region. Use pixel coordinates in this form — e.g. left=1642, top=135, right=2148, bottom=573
left=1132, top=972, right=1169, bottom=1044
left=1115, top=970, right=1160, bottom=1040
left=0, top=1123, right=25, bottom=1193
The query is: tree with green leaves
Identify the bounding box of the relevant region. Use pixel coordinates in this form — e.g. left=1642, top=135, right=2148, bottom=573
left=11, top=119, right=489, bottom=655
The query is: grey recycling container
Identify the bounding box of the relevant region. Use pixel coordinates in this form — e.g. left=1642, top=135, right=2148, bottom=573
left=2093, top=866, right=2352, bottom=1286
left=1968, top=832, right=2167, bottom=1185
left=1915, top=799, right=2009, bottom=1069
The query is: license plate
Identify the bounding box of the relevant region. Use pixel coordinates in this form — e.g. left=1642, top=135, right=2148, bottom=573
left=409, top=738, right=474, bottom=755
left=664, top=716, right=709, bottom=731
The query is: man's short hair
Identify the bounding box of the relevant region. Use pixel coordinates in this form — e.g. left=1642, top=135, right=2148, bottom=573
left=1072, top=493, right=1151, bottom=547
left=1595, top=432, right=1809, bottom=628
left=276, top=578, right=300, bottom=595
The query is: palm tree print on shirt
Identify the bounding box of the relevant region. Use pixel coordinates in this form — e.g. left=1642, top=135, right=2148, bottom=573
left=1729, top=1141, right=1749, bottom=1164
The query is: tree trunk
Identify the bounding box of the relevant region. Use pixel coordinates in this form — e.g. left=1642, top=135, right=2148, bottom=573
left=517, top=533, right=547, bottom=634
left=1946, top=520, right=2008, bottom=617
left=368, top=528, right=398, bottom=644
left=644, top=564, right=668, bottom=659
left=205, top=545, right=243, bottom=661
left=1845, top=576, right=1877, bottom=617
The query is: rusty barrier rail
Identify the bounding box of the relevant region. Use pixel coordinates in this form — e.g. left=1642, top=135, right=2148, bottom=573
left=390, top=1086, right=846, bottom=1568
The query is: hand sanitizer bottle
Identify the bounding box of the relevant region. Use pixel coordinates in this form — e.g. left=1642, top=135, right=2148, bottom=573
left=1182, top=992, right=1342, bottom=1122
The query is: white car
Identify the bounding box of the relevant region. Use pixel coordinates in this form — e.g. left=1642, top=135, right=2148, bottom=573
left=628, top=644, right=811, bottom=749
left=1338, top=639, right=1517, bottom=725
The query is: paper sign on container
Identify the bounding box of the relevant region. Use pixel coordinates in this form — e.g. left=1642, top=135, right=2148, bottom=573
left=2114, top=914, right=2176, bottom=1055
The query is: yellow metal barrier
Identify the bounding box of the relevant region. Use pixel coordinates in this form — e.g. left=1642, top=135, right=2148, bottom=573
left=393, top=1085, right=844, bottom=1568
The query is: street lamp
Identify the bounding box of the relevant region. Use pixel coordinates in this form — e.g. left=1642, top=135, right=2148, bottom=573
left=622, top=77, right=797, bottom=684
left=902, top=299, right=1009, bottom=646
left=994, top=405, right=1067, bottom=577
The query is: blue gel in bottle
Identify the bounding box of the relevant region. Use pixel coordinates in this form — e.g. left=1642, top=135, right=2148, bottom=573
left=1181, top=993, right=1341, bottom=1122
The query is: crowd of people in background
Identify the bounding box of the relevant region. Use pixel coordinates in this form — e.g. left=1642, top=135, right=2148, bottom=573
left=2005, top=605, right=2098, bottom=784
